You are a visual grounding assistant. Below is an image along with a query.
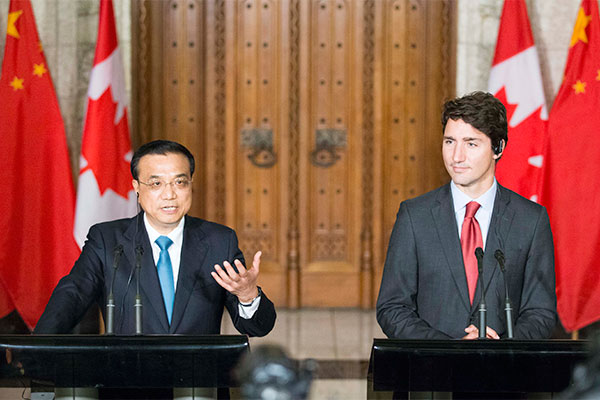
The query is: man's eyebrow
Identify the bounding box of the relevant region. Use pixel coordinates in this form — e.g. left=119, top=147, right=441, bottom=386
left=461, top=137, right=482, bottom=142
left=146, top=173, right=189, bottom=179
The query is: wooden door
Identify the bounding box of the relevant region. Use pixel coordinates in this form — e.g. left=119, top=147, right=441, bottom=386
left=132, top=0, right=456, bottom=308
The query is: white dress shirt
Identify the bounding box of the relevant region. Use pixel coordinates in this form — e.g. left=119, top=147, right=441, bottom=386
left=450, top=179, right=498, bottom=248
left=143, top=214, right=259, bottom=319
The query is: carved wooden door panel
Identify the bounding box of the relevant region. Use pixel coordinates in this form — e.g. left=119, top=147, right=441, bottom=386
left=200, top=0, right=370, bottom=308
left=132, top=0, right=455, bottom=308
left=295, top=0, right=367, bottom=307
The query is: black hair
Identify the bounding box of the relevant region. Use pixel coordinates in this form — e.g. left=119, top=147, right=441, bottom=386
left=130, top=140, right=195, bottom=180
left=236, top=345, right=315, bottom=400
left=441, top=91, right=508, bottom=156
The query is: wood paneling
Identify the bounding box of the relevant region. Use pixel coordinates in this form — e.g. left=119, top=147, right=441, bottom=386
left=131, top=0, right=206, bottom=218
left=131, top=0, right=456, bottom=308
left=375, top=0, right=456, bottom=305
left=232, top=0, right=289, bottom=306
left=298, top=0, right=360, bottom=307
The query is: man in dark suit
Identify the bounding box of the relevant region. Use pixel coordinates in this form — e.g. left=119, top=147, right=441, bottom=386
left=35, top=140, right=276, bottom=336
left=376, top=92, right=557, bottom=340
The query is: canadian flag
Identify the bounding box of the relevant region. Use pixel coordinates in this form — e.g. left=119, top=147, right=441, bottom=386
left=487, top=0, right=547, bottom=202
left=74, top=0, right=137, bottom=248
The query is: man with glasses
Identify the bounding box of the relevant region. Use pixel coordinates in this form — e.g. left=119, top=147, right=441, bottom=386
left=35, top=140, right=276, bottom=336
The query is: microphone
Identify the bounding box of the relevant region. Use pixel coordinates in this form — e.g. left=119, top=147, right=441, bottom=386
left=494, top=249, right=514, bottom=339
left=134, top=245, right=144, bottom=335
left=119, top=211, right=141, bottom=333
left=105, top=244, right=124, bottom=335
left=474, top=247, right=486, bottom=339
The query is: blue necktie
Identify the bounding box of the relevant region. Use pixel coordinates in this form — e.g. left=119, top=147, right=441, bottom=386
left=155, top=236, right=175, bottom=324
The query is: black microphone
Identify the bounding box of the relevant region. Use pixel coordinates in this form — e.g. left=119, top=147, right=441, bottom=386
left=119, top=211, right=141, bottom=333
left=494, top=249, right=514, bottom=339
left=474, top=247, right=486, bottom=339
left=105, top=244, right=124, bottom=335
left=134, top=245, right=144, bottom=335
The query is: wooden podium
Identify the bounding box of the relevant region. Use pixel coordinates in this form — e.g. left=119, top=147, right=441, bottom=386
left=368, top=339, right=589, bottom=398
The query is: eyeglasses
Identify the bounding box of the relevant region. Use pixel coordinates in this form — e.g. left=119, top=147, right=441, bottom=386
left=137, top=177, right=192, bottom=192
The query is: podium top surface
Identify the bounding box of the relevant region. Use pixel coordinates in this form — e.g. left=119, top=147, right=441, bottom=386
left=0, top=334, right=249, bottom=350
left=373, top=338, right=589, bottom=353
left=0, top=334, right=250, bottom=388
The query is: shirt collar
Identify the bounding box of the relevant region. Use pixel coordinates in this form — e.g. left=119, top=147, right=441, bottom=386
left=143, top=213, right=185, bottom=246
left=450, top=178, right=497, bottom=214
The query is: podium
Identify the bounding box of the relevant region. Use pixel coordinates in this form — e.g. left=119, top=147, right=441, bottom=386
left=0, top=335, right=248, bottom=391
left=368, top=339, right=589, bottom=398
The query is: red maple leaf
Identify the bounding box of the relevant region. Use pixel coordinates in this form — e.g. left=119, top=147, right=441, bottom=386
left=494, top=87, right=518, bottom=124
left=493, top=86, right=546, bottom=200
left=80, top=88, right=132, bottom=198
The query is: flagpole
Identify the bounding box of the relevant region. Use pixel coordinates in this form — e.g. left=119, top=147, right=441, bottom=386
left=571, top=330, right=579, bottom=340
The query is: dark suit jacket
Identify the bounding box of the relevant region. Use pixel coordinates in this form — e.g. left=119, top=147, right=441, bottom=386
left=376, top=183, right=557, bottom=339
left=35, top=213, right=276, bottom=336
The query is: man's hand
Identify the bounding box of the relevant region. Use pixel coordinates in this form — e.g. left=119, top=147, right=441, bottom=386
left=211, top=251, right=261, bottom=303
left=462, top=324, right=500, bottom=340
left=5, top=349, right=23, bottom=374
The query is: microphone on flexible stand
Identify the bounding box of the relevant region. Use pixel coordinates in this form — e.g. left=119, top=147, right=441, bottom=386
left=105, top=244, right=124, bottom=335
left=494, top=249, right=514, bottom=339
left=474, top=247, right=487, bottom=339
left=134, top=245, right=144, bottom=335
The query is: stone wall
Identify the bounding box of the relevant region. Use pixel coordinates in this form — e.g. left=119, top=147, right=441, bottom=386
left=0, top=0, right=131, bottom=179
left=456, top=0, right=581, bottom=108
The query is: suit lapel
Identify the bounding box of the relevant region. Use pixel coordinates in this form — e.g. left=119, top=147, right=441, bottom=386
left=123, top=212, right=170, bottom=333
left=139, top=235, right=170, bottom=332
left=169, top=217, right=209, bottom=333
left=432, top=184, right=471, bottom=312
left=480, top=185, right=514, bottom=299
left=121, top=213, right=142, bottom=277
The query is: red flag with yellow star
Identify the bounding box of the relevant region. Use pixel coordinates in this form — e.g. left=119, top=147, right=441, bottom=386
left=541, top=0, right=600, bottom=331
left=0, top=0, right=79, bottom=330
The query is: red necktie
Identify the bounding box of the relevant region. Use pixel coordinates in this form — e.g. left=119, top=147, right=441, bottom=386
left=461, top=201, right=483, bottom=305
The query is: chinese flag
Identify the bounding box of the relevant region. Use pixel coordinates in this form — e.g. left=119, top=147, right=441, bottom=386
left=0, top=0, right=79, bottom=329
left=73, top=0, right=136, bottom=249
left=541, top=0, right=600, bottom=331
left=488, top=0, right=547, bottom=202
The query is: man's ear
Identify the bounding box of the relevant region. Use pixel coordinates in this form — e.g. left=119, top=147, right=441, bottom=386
left=132, top=179, right=139, bottom=196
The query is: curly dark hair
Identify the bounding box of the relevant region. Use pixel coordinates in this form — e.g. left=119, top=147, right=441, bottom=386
left=441, top=91, right=508, bottom=155
left=130, top=140, right=195, bottom=180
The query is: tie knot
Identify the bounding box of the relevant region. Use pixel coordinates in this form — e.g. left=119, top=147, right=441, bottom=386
left=465, top=201, right=481, bottom=219
left=156, top=235, right=173, bottom=251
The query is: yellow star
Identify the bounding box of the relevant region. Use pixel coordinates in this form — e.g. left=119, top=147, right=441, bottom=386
left=596, top=70, right=600, bottom=81
left=570, top=7, right=592, bottom=47
left=38, top=41, right=43, bottom=53
left=9, top=76, right=24, bottom=91
left=33, top=63, right=47, bottom=77
left=7, top=10, right=23, bottom=39
left=573, top=79, right=586, bottom=94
